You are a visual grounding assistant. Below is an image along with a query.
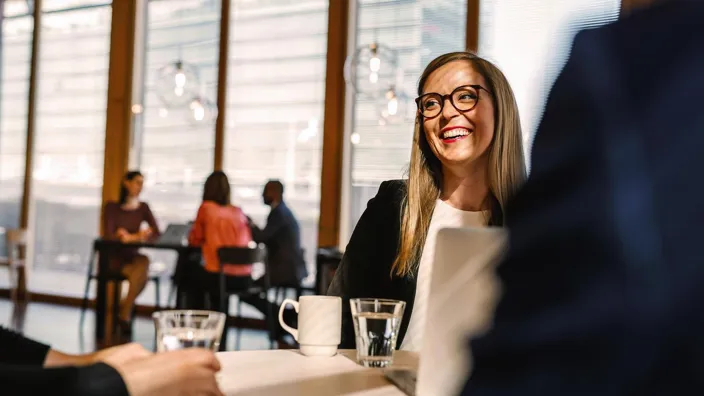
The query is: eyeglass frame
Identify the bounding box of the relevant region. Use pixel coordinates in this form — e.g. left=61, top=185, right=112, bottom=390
left=415, top=84, right=492, bottom=119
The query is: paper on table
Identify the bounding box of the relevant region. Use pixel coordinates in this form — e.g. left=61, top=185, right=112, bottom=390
left=217, top=350, right=365, bottom=392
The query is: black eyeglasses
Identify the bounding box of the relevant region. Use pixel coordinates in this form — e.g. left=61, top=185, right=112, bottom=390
left=415, top=84, right=491, bottom=119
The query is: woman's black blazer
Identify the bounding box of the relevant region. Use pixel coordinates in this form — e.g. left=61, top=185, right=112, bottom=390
left=327, top=180, right=418, bottom=348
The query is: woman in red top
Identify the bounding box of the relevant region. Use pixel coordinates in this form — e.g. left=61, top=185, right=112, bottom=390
left=186, top=171, right=254, bottom=311
left=103, top=171, right=161, bottom=333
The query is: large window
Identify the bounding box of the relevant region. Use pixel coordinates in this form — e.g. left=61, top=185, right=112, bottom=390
left=28, top=1, right=111, bottom=296
left=0, top=1, right=32, bottom=288
left=344, top=0, right=468, bottom=240
left=478, top=0, right=621, bottom=161
left=129, top=0, right=221, bottom=303
left=136, top=0, right=219, bottom=223
left=224, top=0, right=329, bottom=280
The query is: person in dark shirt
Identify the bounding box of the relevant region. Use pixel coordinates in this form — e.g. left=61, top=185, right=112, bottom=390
left=462, top=1, right=704, bottom=394
left=0, top=326, right=223, bottom=395
left=102, top=170, right=161, bottom=333
left=249, top=180, right=307, bottom=287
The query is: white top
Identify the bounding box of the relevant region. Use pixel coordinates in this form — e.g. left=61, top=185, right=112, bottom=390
left=400, top=199, right=488, bottom=351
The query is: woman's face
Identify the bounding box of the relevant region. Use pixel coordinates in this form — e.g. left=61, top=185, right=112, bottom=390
left=124, top=175, right=144, bottom=198
left=421, top=61, right=495, bottom=172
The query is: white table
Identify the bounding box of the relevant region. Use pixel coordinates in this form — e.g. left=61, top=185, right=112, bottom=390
left=216, top=349, right=418, bottom=396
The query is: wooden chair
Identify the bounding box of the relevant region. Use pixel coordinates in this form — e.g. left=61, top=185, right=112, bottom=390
left=0, top=229, right=29, bottom=303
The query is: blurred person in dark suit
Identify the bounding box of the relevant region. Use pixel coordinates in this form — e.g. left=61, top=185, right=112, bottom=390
left=249, top=180, right=308, bottom=287
left=462, top=1, right=704, bottom=394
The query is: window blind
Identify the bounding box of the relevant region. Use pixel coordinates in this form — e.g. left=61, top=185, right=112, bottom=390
left=479, top=0, right=621, bottom=163
left=346, top=0, right=468, bottom=238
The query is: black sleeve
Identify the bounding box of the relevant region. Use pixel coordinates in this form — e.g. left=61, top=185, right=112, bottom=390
left=0, top=362, right=129, bottom=396
left=0, top=326, right=51, bottom=366
left=327, top=180, right=404, bottom=348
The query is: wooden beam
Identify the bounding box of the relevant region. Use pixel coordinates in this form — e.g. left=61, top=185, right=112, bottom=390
left=100, top=0, right=138, bottom=234
left=466, top=0, right=480, bottom=52
left=19, top=0, right=42, bottom=230
left=317, top=0, right=349, bottom=248
left=213, top=0, right=231, bottom=171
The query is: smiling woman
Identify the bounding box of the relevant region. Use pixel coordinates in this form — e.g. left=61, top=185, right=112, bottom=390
left=328, top=51, right=526, bottom=352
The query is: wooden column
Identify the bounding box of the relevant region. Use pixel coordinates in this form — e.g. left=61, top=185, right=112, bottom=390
left=97, top=0, right=140, bottom=346
left=19, top=0, right=42, bottom=231
left=317, top=0, right=349, bottom=248
left=100, top=0, right=138, bottom=229
left=213, top=0, right=231, bottom=171
left=466, top=0, right=480, bottom=52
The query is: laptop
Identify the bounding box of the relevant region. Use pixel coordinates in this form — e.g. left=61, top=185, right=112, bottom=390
left=385, top=227, right=507, bottom=396
left=154, top=222, right=192, bottom=246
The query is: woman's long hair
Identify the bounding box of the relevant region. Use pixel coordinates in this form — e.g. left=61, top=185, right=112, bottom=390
left=202, top=171, right=231, bottom=206
left=391, top=52, right=527, bottom=277
left=119, top=170, right=143, bottom=205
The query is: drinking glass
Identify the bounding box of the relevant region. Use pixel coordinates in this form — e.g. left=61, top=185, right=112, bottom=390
left=350, top=298, right=406, bottom=368
left=153, top=310, right=226, bottom=352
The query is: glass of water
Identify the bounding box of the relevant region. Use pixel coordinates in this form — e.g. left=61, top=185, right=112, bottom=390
left=153, top=310, right=226, bottom=352
left=350, top=298, right=406, bottom=368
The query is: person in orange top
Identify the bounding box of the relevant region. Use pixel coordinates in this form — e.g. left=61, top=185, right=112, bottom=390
left=186, top=171, right=254, bottom=311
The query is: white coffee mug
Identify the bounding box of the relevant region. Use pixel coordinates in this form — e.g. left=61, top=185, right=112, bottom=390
left=278, top=295, right=341, bottom=357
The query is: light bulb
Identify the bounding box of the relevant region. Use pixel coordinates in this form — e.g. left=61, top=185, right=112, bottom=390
left=174, top=71, right=186, bottom=88
left=193, top=105, right=205, bottom=121
left=158, top=108, right=168, bottom=118
left=350, top=133, right=361, bottom=145
left=369, top=72, right=378, bottom=84
left=174, top=86, right=184, bottom=97
left=369, top=56, right=381, bottom=72
left=387, top=97, right=398, bottom=116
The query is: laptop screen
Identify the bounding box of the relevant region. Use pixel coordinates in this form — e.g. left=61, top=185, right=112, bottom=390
left=156, top=223, right=192, bottom=245
left=415, top=227, right=507, bottom=396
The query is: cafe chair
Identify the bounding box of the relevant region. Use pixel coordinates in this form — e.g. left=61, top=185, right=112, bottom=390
left=269, top=248, right=315, bottom=304
left=79, top=239, right=167, bottom=331
left=216, top=244, right=276, bottom=351
left=316, top=246, right=343, bottom=294
left=0, top=229, right=29, bottom=303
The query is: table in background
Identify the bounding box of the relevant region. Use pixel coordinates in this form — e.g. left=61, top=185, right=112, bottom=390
left=216, top=349, right=417, bottom=395
left=93, top=238, right=199, bottom=346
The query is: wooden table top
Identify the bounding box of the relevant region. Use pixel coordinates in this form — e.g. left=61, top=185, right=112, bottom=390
left=216, top=349, right=418, bottom=396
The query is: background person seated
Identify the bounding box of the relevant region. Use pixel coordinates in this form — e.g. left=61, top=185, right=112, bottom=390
left=185, top=171, right=254, bottom=312
left=248, top=180, right=307, bottom=288
left=103, top=170, right=161, bottom=334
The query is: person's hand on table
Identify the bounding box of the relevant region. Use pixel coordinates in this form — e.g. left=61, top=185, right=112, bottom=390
left=116, top=228, right=131, bottom=243
left=137, top=228, right=153, bottom=242
left=116, top=348, right=224, bottom=396
left=92, top=343, right=152, bottom=367
left=44, top=342, right=151, bottom=367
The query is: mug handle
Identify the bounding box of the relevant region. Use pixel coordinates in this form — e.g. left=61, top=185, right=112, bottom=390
left=278, top=298, right=299, bottom=341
